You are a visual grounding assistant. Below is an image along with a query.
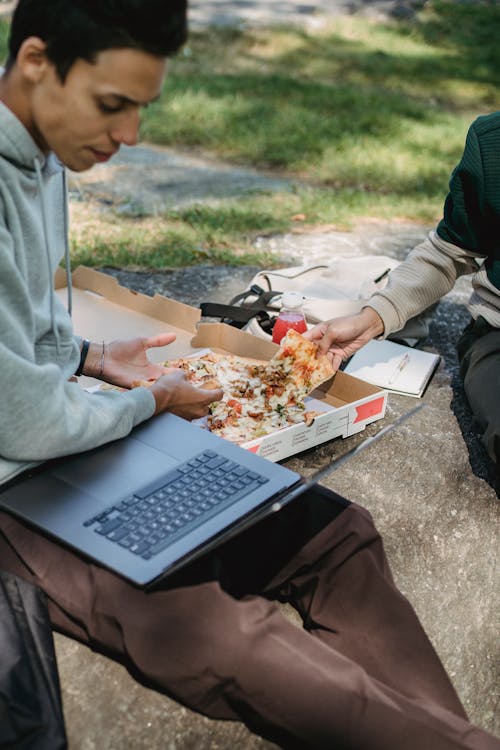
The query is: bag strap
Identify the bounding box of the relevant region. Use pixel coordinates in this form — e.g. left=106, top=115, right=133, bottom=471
left=200, top=302, right=272, bottom=323
left=228, top=284, right=282, bottom=309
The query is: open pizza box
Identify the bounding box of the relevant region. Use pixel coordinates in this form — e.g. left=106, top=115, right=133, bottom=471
left=55, top=266, right=388, bottom=463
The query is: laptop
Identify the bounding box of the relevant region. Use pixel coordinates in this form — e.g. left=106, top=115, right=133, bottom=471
left=0, top=403, right=419, bottom=588
left=0, top=413, right=305, bottom=587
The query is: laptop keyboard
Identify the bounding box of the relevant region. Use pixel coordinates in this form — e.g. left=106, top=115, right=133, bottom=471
left=83, top=449, right=269, bottom=561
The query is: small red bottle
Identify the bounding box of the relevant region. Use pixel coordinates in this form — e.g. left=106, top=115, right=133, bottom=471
left=272, top=291, right=307, bottom=344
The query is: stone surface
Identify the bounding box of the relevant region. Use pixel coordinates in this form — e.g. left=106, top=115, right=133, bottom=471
left=186, top=0, right=426, bottom=28
left=69, top=145, right=294, bottom=215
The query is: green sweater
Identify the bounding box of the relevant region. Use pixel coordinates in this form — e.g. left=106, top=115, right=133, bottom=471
left=438, top=111, right=500, bottom=290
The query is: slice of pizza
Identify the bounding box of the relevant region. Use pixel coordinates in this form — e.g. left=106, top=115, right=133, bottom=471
left=270, top=329, right=335, bottom=396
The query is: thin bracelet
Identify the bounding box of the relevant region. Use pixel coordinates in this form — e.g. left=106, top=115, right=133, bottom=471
left=75, top=339, right=90, bottom=377
left=99, top=341, right=106, bottom=379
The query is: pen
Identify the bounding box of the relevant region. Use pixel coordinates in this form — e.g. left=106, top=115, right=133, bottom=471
left=373, top=268, right=391, bottom=284
left=388, top=352, right=410, bottom=385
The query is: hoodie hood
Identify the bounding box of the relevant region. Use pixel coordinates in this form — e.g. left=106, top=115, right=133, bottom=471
left=0, top=99, right=50, bottom=172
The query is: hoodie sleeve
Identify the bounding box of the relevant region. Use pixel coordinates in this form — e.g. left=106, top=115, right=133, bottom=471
left=0, top=223, right=156, bottom=462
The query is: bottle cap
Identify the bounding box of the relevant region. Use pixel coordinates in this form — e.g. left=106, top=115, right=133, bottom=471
left=281, top=291, right=304, bottom=309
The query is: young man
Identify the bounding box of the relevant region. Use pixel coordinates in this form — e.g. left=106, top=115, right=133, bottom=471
left=0, top=0, right=222, bottom=488
left=0, top=3, right=498, bottom=748
left=308, top=112, right=500, bottom=480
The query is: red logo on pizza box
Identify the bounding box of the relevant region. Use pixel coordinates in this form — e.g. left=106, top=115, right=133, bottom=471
left=245, top=444, right=260, bottom=453
left=353, top=396, right=385, bottom=423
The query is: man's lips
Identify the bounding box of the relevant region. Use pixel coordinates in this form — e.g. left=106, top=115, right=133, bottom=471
left=89, top=148, right=116, bottom=163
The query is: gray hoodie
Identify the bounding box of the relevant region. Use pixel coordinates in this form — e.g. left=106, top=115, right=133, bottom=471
left=0, top=101, right=155, bottom=485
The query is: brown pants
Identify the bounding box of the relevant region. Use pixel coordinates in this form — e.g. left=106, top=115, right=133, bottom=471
left=0, top=486, right=497, bottom=750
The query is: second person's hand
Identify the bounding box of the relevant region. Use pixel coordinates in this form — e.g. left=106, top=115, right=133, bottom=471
left=305, top=308, right=385, bottom=371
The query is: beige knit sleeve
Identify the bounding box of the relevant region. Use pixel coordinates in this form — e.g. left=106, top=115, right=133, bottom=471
left=366, top=230, right=482, bottom=337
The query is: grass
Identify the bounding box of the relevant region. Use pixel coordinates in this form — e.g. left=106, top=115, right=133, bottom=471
left=69, top=201, right=282, bottom=268
left=1, top=2, right=499, bottom=268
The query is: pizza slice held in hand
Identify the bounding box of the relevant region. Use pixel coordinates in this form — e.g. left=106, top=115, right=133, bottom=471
left=270, top=329, right=335, bottom=396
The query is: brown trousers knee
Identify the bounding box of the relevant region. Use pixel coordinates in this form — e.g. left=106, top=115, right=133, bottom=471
left=0, top=486, right=497, bottom=750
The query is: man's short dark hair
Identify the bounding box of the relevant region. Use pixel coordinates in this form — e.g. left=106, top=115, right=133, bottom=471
left=7, top=0, right=187, bottom=80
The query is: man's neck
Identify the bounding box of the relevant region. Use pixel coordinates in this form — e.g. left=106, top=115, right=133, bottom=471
left=0, top=69, right=48, bottom=152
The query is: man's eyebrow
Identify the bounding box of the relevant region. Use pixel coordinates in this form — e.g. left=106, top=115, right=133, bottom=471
left=100, top=92, right=162, bottom=107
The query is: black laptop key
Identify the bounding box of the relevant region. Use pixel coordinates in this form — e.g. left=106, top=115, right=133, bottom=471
left=129, top=540, right=151, bottom=556
left=118, top=538, right=134, bottom=549
left=106, top=526, right=128, bottom=542
left=95, top=518, right=122, bottom=535
left=206, top=456, right=227, bottom=469
left=122, top=496, right=140, bottom=507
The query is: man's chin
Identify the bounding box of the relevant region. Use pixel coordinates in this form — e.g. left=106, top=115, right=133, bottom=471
left=62, top=155, right=99, bottom=173
left=56, top=147, right=117, bottom=172
left=65, top=165, right=86, bottom=173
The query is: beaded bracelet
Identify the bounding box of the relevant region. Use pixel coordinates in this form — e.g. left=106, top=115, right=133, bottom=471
left=75, top=338, right=90, bottom=377
left=99, top=341, right=106, bottom=379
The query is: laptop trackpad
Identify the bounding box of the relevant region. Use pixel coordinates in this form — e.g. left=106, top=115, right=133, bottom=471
left=52, top=438, right=178, bottom=501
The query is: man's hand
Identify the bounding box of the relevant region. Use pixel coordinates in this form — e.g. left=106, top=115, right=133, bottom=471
left=84, top=333, right=178, bottom=387
left=305, top=308, right=385, bottom=371
left=150, top=370, right=224, bottom=420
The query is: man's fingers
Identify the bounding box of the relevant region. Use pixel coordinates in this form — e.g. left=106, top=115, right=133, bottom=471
left=304, top=323, right=328, bottom=342
left=143, top=333, right=177, bottom=350
left=317, top=330, right=338, bottom=355
left=331, top=352, right=343, bottom=372
left=204, top=387, right=224, bottom=403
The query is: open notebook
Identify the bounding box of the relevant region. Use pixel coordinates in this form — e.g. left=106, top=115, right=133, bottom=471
left=344, top=339, right=440, bottom=398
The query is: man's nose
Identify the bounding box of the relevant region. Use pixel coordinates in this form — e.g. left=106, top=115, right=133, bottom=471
left=110, top=109, right=140, bottom=147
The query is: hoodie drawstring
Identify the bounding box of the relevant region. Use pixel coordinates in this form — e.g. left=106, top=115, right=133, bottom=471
left=34, top=156, right=64, bottom=355
left=62, top=169, right=72, bottom=317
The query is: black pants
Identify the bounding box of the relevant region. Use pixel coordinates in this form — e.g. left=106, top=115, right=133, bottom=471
left=457, top=316, right=500, bottom=473
left=0, top=486, right=498, bottom=750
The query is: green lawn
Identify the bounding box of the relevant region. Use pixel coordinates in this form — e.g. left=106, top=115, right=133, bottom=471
left=1, top=3, right=499, bottom=268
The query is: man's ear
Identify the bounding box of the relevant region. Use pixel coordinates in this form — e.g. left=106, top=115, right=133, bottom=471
left=16, top=36, right=51, bottom=84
